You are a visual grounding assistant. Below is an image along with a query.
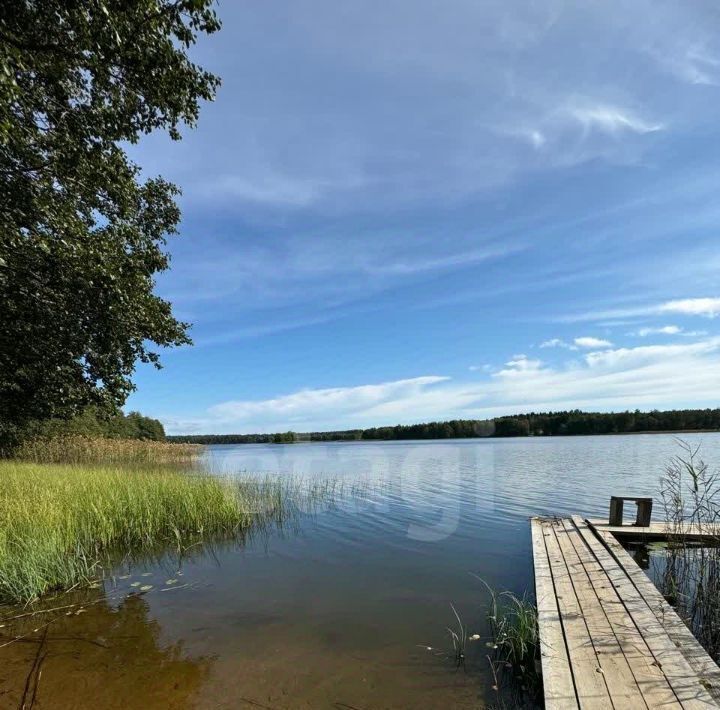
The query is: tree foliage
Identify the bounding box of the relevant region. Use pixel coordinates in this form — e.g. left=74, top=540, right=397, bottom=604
left=34, top=407, right=166, bottom=441
left=0, top=1, right=220, bottom=446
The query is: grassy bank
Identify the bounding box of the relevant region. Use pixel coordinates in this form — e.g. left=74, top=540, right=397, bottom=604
left=0, top=461, right=310, bottom=604
left=11, top=435, right=202, bottom=465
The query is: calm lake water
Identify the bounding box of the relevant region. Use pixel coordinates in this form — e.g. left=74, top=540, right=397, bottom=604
left=3, top=433, right=720, bottom=709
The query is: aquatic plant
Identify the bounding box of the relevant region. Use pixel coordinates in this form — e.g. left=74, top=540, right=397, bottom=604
left=0, top=461, right=331, bottom=604
left=476, top=577, right=541, bottom=701
left=9, top=435, right=202, bottom=465
left=657, top=441, right=720, bottom=660
left=446, top=602, right=468, bottom=667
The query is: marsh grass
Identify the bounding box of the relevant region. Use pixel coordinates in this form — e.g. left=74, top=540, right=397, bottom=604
left=11, top=435, right=202, bottom=465
left=657, top=441, right=720, bottom=660
left=477, top=578, right=541, bottom=703
left=0, top=461, right=332, bottom=604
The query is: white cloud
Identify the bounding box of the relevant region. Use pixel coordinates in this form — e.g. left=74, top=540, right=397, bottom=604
left=207, top=376, right=449, bottom=426
left=632, top=325, right=681, bottom=337
left=658, top=297, right=720, bottom=318
left=495, top=355, right=544, bottom=376
left=468, top=364, right=493, bottom=372
left=539, top=338, right=577, bottom=350
left=163, top=337, right=720, bottom=434
left=574, top=336, right=613, bottom=349
left=482, top=337, right=720, bottom=414
left=581, top=339, right=718, bottom=368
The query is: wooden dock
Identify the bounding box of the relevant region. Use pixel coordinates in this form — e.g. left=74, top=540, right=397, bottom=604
left=589, top=520, right=720, bottom=542
left=532, top=515, right=720, bottom=709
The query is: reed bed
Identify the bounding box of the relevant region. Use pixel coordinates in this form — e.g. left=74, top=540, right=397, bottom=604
left=657, top=441, right=720, bottom=660
left=0, top=461, right=326, bottom=604
left=11, top=435, right=202, bottom=465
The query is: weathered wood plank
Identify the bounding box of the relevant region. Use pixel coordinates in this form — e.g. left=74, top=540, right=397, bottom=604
left=541, top=520, right=612, bottom=709
left=530, top=518, right=579, bottom=710
left=574, top=516, right=719, bottom=709
left=589, top=521, right=720, bottom=542
left=591, top=520, right=720, bottom=706
left=562, top=517, right=681, bottom=709
left=552, top=519, right=649, bottom=709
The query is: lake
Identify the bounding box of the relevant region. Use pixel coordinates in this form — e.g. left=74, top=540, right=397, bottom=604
left=3, top=433, right=720, bottom=708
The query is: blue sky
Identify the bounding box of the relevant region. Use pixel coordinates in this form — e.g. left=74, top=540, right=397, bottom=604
left=127, top=0, right=720, bottom=434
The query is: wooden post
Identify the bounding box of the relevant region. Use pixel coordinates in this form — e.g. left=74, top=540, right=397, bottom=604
left=635, top=498, right=652, bottom=527
left=609, top=497, right=624, bottom=526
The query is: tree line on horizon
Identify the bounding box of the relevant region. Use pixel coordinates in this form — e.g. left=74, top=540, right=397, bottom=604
left=167, top=407, right=720, bottom=445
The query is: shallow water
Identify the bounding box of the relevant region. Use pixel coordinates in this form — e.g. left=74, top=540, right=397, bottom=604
left=3, top=433, right=720, bottom=708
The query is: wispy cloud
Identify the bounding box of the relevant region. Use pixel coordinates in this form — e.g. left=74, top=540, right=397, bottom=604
left=539, top=338, right=577, bottom=350
left=366, top=244, right=524, bottom=276
left=206, top=376, right=449, bottom=427
left=205, top=174, right=328, bottom=207
left=648, top=39, right=720, bottom=86
left=126, top=1, right=720, bottom=427
left=468, top=364, right=493, bottom=372
left=565, top=103, right=664, bottom=135
left=558, top=297, right=720, bottom=323
left=132, top=0, right=717, bottom=215
left=631, top=325, right=681, bottom=337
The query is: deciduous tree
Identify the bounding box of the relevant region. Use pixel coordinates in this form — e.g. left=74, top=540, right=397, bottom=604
left=0, top=1, right=220, bottom=446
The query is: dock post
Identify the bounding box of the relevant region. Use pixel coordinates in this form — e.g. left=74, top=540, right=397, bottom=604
left=609, top=496, right=624, bottom=526
left=636, top=498, right=652, bottom=526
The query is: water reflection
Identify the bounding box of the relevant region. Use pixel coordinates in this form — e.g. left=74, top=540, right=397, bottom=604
left=0, top=587, right=209, bottom=709
left=3, top=434, right=720, bottom=708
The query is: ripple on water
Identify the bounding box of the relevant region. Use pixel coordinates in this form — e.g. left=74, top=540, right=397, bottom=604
left=3, top=434, right=717, bottom=708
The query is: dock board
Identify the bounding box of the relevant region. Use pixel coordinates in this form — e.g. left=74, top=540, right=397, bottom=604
left=589, top=521, right=720, bottom=542
left=531, top=516, right=720, bottom=709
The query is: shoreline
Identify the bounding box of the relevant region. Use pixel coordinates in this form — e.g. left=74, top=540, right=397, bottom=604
left=172, top=428, right=720, bottom=445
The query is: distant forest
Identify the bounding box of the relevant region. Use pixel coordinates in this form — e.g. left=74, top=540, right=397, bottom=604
left=168, top=408, right=720, bottom=445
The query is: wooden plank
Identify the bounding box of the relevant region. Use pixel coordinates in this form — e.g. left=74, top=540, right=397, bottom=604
left=589, top=521, right=720, bottom=542
left=531, top=518, right=579, bottom=709
left=541, top=520, right=612, bottom=709
left=552, top=519, right=649, bottom=709
left=591, top=521, right=720, bottom=706
left=562, top=518, right=681, bottom=709
left=574, top=516, right=719, bottom=709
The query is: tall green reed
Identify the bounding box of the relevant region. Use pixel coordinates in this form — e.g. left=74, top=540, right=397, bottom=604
left=658, top=441, right=720, bottom=660
left=0, top=461, right=332, bottom=604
